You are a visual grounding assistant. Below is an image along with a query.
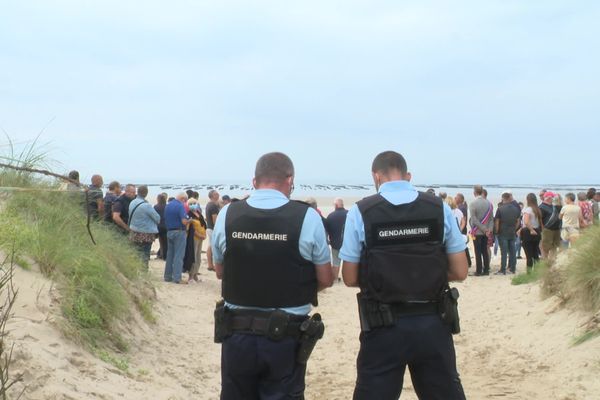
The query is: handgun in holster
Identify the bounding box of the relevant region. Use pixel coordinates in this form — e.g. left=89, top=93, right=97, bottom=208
left=296, top=313, right=325, bottom=364
left=439, top=286, right=461, bottom=334
left=214, top=299, right=232, bottom=343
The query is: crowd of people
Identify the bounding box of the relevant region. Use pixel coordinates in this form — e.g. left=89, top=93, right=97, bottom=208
left=433, top=186, right=600, bottom=276
left=67, top=167, right=600, bottom=283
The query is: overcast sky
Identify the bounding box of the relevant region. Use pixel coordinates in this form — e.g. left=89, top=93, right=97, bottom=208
left=1, top=1, right=599, bottom=185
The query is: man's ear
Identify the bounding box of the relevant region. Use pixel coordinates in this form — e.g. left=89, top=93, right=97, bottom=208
left=252, top=177, right=258, bottom=189
left=405, top=172, right=412, bottom=182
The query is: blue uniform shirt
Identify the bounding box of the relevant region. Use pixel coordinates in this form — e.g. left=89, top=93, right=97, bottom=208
left=212, top=189, right=331, bottom=315
left=339, top=180, right=466, bottom=263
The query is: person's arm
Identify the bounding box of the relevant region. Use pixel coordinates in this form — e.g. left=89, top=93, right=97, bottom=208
left=315, top=263, right=334, bottom=291
left=523, top=212, right=537, bottom=235
left=447, top=251, right=468, bottom=282
left=96, top=198, right=104, bottom=219
left=579, top=209, right=586, bottom=228
left=459, top=215, right=466, bottom=232
left=494, top=218, right=500, bottom=235
left=211, top=206, right=229, bottom=278
left=342, top=261, right=359, bottom=287
left=338, top=206, right=364, bottom=288
left=112, top=212, right=129, bottom=231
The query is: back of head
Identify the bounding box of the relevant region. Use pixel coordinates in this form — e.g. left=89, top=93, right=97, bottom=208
left=445, top=196, right=457, bottom=210
left=473, top=185, right=483, bottom=196
left=334, top=197, right=344, bottom=209
left=565, top=192, right=575, bottom=203
left=177, top=192, right=189, bottom=203
left=305, top=197, right=317, bottom=209
left=526, top=193, right=538, bottom=208
left=186, top=189, right=194, bottom=199
left=137, top=185, right=148, bottom=198
left=91, top=174, right=103, bottom=186
left=108, top=181, right=120, bottom=191
left=587, top=188, right=596, bottom=200
left=156, top=193, right=167, bottom=205
left=68, top=170, right=80, bottom=182
left=255, top=152, right=294, bottom=185
left=577, top=192, right=587, bottom=202
left=371, top=151, right=407, bottom=176
left=501, top=192, right=512, bottom=202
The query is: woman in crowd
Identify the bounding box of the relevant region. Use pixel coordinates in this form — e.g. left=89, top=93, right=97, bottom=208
left=154, top=193, right=168, bottom=260
left=184, top=198, right=207, bottom=283
left=520, top=193, right=542, bottom=273
left=128, top=185, right=160, bottom=269
left=578, top=192, right=594, bottom=228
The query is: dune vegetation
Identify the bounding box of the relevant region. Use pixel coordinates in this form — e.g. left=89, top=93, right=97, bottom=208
left=512, top=224, right=600, bottom=343
left=0, top=162, right=155, bottom=367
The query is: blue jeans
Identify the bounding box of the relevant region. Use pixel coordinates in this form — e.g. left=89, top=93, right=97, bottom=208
left=164, top=230, right=187, bottom=283
left=498, top=236, right=516, bottom=273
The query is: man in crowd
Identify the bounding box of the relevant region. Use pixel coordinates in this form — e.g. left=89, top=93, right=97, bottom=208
left=455, top=193, right=471, bottom=268
left=86, top=174, right=104, bottom=220
left=340, top=150, right=467, bottom=399
left=211, top=152, right=333, bottom=399
left=494, top=191, right=521, bottom=274
left=205, top=189, right=220, bottom=271
left=540, top=191, right=562, bottom=260
left=164, top=192, right=189, bottom=283
left=112, top=184, right=136, bottom=233
left=325, top=197, right=348, bottom=283
left=103, top=181, right=121, bottom=223
left=470, top=185, right=494, bottom=276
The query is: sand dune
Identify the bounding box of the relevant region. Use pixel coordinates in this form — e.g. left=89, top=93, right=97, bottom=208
left=5, top=247, right=600, bottom=399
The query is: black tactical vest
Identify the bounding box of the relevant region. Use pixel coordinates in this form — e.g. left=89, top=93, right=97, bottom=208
left=357, top=192, right=448, bottom=303
left=223, top=200, right=317, bottom=308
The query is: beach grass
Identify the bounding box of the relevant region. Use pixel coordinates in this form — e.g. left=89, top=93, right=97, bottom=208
left=511, top=260, right=550, bottom=285
left=0, top=185, right=155, bottom=354
left=561, top=225, right=600, bottom=312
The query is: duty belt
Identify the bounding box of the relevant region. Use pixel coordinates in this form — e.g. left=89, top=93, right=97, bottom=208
left=357, top=293, right=439, bottom=332
left=229, top=311, right=306, bottom=340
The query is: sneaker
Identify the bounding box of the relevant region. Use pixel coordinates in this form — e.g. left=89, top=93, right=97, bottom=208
left=494, top=270, right=506, bottom=275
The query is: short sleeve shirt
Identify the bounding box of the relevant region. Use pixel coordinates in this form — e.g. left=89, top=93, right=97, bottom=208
left=339, top=180, right=466, bottom=264
left=205, top=201, right=220, bottom=230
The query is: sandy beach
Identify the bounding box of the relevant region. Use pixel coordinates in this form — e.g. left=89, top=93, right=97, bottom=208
left=5, top=195, right=600, bottom=400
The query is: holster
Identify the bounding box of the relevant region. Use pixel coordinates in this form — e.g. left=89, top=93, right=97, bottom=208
left=214, top=299, right=232, bottom=343
left=296, top=313, right=325, bottom=364
left=439, top=286, right=461, bottom=334
left=357, top=293, right=439, bottom=332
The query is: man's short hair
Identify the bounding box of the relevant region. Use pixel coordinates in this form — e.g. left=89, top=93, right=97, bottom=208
left=565, top=192, right=575, bottom=202
left=501, top=192, right=512, bottom=201
left=587, top=188, right=596, bottom=200
left=255, top=152, right=294, bottom=184
left=137, top=185, right=148, bottom=198
left=371, top=151, right=407, bottom=175
left=68, top=170, right=79, bottom=181
left=108, top=181, right=120, bottom=191
left=473, top=185, right=483, bottom=196
left=208, top=189, right=219, bottom=200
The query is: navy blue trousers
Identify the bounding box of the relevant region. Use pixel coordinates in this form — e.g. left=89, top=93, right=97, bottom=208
left=353, top=314, right=466, bottom=400
left=221, top=334, right=306, bottom=400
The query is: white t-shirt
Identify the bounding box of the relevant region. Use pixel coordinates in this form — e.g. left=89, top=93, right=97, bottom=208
left=522, top=207, right=540, bottom=229
left=451, top=208, right=464, bottom=229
